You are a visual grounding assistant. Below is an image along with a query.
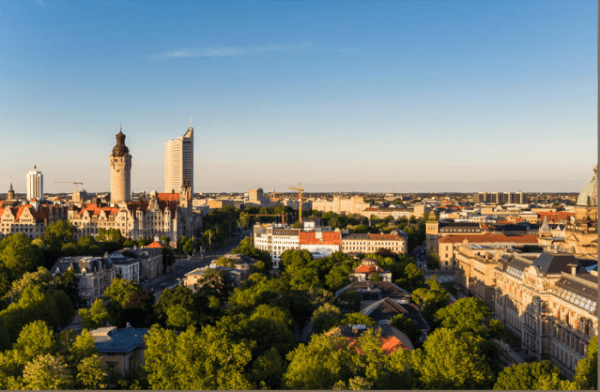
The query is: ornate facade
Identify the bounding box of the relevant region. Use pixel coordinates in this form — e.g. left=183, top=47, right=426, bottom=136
left=68, top=185, right=194, bottom=244
left=560, top=165, right=598, bottom=255
left=494, top=252, right=598, bottom=379
left=0, top=203, right=68, bottom=239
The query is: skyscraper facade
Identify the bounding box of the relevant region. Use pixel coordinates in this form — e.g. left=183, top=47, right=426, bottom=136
left=26, top=165, right=43, bottom=200
left=164, top=126, right=194, bottom=194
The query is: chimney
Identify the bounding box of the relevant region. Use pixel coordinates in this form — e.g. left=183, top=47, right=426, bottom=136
left=567, top=264, right=577, bottom=276
left=126, top=321, right=131, bottom=328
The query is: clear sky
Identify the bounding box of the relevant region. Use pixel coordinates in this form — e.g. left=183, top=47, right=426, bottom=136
left=0, top=1, right=597, bottom=194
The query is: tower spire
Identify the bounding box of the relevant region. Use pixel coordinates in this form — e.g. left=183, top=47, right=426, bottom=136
left=120, top=122, right=122, bottom=132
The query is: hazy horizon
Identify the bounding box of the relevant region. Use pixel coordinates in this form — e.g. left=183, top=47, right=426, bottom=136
left=1, top=1, right=597, bottom=194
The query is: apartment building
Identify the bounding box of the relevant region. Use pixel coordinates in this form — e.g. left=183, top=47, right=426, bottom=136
left=51, top=256, right=116, bottom=307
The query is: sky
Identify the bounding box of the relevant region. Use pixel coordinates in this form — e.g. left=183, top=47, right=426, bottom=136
left=0, top=1, right=597, bottom=194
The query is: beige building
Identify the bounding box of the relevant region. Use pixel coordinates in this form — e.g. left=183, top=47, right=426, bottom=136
left=438, top=233, right=539, bottom=270
left=360, top=205, right=430, bottom=220
left=0, top=203, right=68, bottom=239
left=494, top=252, right=598, bottom=379
left=68, top=185, right=195, bottom=244
left=91, top=326, right=149, bottom=374
left=341, top=232, right=407, bottom=254
left=311, top=195, right=371, bottom=215
left=109, top=126, right=132, bottom=206
left=425, top=221, right=493, bottom=253
left=165, top=127, right=194, bottom=194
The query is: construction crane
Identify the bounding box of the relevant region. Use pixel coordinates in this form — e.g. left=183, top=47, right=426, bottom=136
left=54, top=181, right=83, bottom=195
left=289, top=182, right=304, bottom=225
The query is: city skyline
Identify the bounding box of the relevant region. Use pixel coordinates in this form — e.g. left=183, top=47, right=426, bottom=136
left=1, top=1, right=597, bottom=193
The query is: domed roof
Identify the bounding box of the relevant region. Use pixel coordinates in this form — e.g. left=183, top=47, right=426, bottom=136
left=112, top=125, right=129, bottom=157
left=576, top=165, right=597, bottom=206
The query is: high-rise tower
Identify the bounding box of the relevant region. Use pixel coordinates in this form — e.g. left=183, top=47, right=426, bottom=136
left=26, top=165, right=43, bottom=200
left=109, top=125, right=132, bottom=206
left=164, top=126, right=194, bottom=194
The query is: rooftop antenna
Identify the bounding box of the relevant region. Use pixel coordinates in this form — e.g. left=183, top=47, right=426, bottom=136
left=120, top=122, right=122, bottom=132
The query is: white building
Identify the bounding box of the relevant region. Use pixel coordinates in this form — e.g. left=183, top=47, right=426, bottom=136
left=253, top=223, right=300, bottom=268
left=108, top=253, right=140, bottom=284
left=26, top=165, right=43, bottom=200
left=165, top=126, right=194, bottom=194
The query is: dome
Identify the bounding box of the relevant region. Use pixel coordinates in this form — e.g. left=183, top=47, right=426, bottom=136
left=112, top=125, right=129, bottom=157
left=576, top=165, right=597, bottom=206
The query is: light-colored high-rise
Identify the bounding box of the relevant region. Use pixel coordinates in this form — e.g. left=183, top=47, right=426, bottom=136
left=165, top=126, right=194, bottom=194
left=26, top=165, right=43, bottom=200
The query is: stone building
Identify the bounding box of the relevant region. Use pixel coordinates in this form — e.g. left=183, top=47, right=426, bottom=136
left=90, top=326, right=149, bottom=374
left=66, top=129, right=198, bottom=244
left=107, top=253, right=140, bottom=284
left=109, top=126, right=132, bottom=206
left=0, top=203, right=68, bottom=239
left=311, top=195, right=371, bottom=215
left=341, top=232, right=407, bottom=255
left=438, top=233, right=539, bottom=270
left=559, top=165, right=597, bottom=256
left=51, top=256, right=116, bottom=307
left=68, top=185, right=195, bottom=245
left=123, top=241, right=164, bottom=281
left=494, top=252, right=598, bottom=379
left=351, top=257, right=392, bottom=282
left=425, top=221, right=494, bottom=253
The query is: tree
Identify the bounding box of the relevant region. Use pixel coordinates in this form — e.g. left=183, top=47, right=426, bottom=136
left=41, top=220, right=76, bottom=249
left=250, top=347, right=287, bottom=390
left=13, top=320, right=56, bottom=364
left=426, top=250, right=440, bottom=270
left=289, top=267, right=320, bottom=290
left=283, top=330, right=354, bottom=389
left=411, top=328, right=494, bottom=389
left=154, top=285, right=202, bottom=330
left=216, top=257, right=235, bottom=268
left=23, top=354, right=74, bottom=390
left=52, top=268, right=80, bottom=309
left=311, top=303, right=342, bottom=334
left=434, top=297, right=489, bottom=335
left=390, top=314, right=422, bottom=346
left=76, top=354, right=108, bottom=390
left=370, top=272, right=382, bottom=281
left=339, top=313, right=376, bottom=326
left=411, top=276, right=449, bottom=327
left=493, top=360, right=566, bottom=390
left=144, top=325, right=254, bottom=390
left=337, top=290, right=361, bottom=313
left=6, top=266, right=53, bottom=303
left=104, top=277, right=146, bottom=327
left=79, top=299, right=109, bottom=330
left=0, top=233, right=43, bottom=275
left=575, top=335, right=598, bottom=390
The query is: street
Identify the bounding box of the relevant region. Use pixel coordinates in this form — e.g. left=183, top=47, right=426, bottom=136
left=142, top=231, right=249, bottom=299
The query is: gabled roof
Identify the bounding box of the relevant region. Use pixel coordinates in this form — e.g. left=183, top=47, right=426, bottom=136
left=354, top=264, right=388, bottom=274
left=146, top=241, right=164, bottom=249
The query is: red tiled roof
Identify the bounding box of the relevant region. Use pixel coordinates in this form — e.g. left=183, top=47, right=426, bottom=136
left=507, top=235, right=540, bottom=243
left=146, top=241, right=164, bottom=249
left=537, top=212, right=575, bottom=223
left=157, top=193, right=180, bottom=202
left=354, top=264, right=385, bottom=274
left=299, top=231, right=342, bottom=245
left=325, top=328, right=409, bottom=354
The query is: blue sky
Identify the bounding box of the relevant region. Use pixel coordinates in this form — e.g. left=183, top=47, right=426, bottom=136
left=0, top=1, right=597, bottom=193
